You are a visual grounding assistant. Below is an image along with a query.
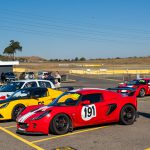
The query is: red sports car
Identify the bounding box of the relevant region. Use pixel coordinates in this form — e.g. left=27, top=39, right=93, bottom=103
left=16, top=88, right=137, bottom=135
left=118, top=78, right=150, bottom=97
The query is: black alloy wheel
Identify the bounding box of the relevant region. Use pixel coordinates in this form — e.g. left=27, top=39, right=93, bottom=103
left=120, top=104, right=136, bottom=125
left=139, top=88, right=145, bottom=97
left=50, top=114, right=71, bottom=135
left=12, top=104, right=25, bottom=121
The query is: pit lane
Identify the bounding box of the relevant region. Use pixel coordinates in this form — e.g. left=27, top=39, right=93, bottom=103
left=0, top=75, right=150, bottom=150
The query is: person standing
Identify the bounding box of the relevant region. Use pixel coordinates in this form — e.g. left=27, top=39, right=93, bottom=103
left=1, top=72, right=5, bottom=83
left=25, top=73, right=29, bottom=80
left=46, top=72, right=55, bottom=84
left=55, top=71, right=61, bottom=83
left=54, top=71, right=61, bottom=88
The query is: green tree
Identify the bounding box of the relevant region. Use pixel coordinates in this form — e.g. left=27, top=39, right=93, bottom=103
left=74, top=57, right=79, bottom=61
left=80, top=57, right=86, bottom=61
left=3, top=46, right=14, bottom=56
left=3, top=40, right=22, bottom=60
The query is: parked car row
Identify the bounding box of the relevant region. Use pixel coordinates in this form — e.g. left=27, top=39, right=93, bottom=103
left=0, top=77, right=149, bottom=136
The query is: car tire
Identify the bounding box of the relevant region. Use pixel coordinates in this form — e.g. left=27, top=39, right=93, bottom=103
left=50, top=113, right=71, bottom=135
left=120, top=104, right=136, bottom=125
left=12, top=104, right=25, bottom=121
left=138, top=88, right=145, bottom=97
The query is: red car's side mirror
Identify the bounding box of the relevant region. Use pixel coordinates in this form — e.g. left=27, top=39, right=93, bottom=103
left=81, top=100, right=90, bottom=106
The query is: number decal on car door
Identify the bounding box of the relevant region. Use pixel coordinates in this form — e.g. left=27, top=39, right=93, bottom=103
left=38, top=101, right=44, bottom=105
left=81, top=104, right=96, bottom=121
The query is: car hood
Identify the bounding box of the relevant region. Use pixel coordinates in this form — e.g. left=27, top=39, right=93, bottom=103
left=17, top=104, right=76, bottom=123
left=17, top=105, right=54, bottom=123
left=0, top=92, right=14, bottom=101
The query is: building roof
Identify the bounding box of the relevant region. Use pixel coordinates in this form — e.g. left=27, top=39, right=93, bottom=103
left=0, top=61, right=19, bottom=66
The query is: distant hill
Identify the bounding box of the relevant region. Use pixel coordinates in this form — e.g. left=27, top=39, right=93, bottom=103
left=18, top=56, right=47, bottom=62
left=89, top=56, right=150, bottom=64
left=0, top=55, right=150, bottom=64
left=47, top=56, right=150, bottom=64
left=0, top=55, right=47, bottom=62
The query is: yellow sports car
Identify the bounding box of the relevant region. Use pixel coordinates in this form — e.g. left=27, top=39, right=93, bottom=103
left=0, top=87, right=63, bottom=121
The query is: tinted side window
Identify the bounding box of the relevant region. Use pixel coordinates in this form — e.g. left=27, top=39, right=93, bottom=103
left=32, top=89, right=47, bottom=98
left=24, top=82, right=38, bottom=88
left=38, top=81, right=51, bottom=88
left=81, top=93, right=102, bottom=104
left=147, top=80, right=150, bottom=84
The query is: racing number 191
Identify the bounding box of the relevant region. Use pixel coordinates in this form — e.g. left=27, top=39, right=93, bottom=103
left=81, top=104, right=96, bottom=121
left=84, top=105, right=95, bottom=118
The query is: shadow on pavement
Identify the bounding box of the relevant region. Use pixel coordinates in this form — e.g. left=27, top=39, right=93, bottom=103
left=0, top=120, right=13, bottom=123
left=138, top=112, right=150, bottom=119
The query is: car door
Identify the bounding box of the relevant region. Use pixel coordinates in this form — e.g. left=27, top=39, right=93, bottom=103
left=29, top=88, right=51, bottom=106
left=76, top=93, right=107, bottom=126
left=37, top=88, right=53, bottom=105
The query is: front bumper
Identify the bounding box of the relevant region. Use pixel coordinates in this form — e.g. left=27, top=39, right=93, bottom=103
left=16, top=129, right=45, bottom=135
left=16, top=119, right=50, bottom=135
left=0, top=110, right=11, bottom=120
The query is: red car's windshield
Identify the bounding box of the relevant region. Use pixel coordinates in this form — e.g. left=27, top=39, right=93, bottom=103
left=48, top=92, right=81, bottom=106
left=127, top=79, right=146, bottom=85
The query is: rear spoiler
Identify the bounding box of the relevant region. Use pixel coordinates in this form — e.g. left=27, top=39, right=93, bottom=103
left=55, top=86, right=75, bottom=92
left=55, top=85, right=90, bottom=92
left=107, top=87, right=136, bottom=96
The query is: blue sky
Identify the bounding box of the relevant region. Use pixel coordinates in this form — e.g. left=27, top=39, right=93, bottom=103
left=0, top=0, right=150, bottom=59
